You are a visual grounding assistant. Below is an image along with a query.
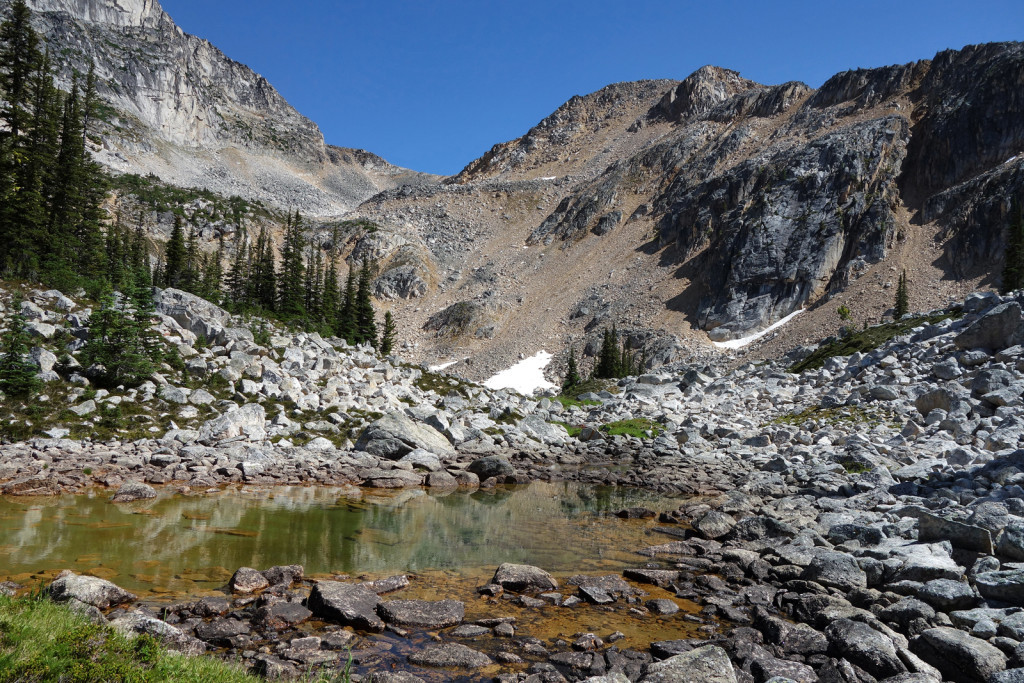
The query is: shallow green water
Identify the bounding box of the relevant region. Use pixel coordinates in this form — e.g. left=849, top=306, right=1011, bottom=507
left=0, top=483, right=676, bottom=595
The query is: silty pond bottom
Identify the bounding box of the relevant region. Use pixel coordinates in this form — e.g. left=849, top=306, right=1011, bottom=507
left=0, top=482, right=715, bottom=680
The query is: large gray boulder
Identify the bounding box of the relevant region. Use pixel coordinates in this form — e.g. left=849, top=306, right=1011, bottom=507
left=354, top=412, right=455, bottom=459
left=307, top=581, right=384, bottom=632
left=48, top=571, right=136, bottom=610
left=467, top=456, right=514, bottom=480
left=918, top=511, right=994, bottom=553
left=825, top=619, right=906, bottom=679
left=638, top=645, right=738, bottom=683
left=408, top=643, right=492, bottom=668
left=492, top=563, right=558, bottom=593
left=975, top=569, right=1024, bottom=605
left=955, top=302, right=1024, bottom=350
left=110, top=481, right=157, bottom=503
left=155, top=288, right=232, bottom=343
left=110, top=611, right=206, bottom=655
left=198, top=403, right=266, bottom=442
left=911, top=627, right=1007, bottom=682
left=376, top=599, right=464, bottom=628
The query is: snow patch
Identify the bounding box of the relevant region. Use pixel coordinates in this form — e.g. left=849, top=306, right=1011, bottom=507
left=484, top=351, right=557, bottom=395
left=539, top=176, right=557, bottom=181
left=428, top=359, right=462, bottom=372
left=712, top=309, right=805, bottom=350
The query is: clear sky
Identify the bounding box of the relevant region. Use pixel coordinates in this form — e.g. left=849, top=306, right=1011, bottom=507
left=159, top=0, right=1023, bottom=176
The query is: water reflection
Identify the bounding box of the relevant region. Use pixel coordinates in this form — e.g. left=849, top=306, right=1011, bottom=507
left=0, top=483, right=673, bottom=594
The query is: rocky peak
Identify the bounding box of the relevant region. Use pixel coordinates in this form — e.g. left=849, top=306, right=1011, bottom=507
left=30, top=0, right=167, bottom=28
left=651, top=65, right=760, bottom=122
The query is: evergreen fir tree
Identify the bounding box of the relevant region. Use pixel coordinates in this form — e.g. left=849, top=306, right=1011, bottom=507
left=252, top=226, right=277, bottom=311
left=81, top=291, right=154, bottom=388
left=894, top=270, right=910, bottom=319
left=379, top=310, right=397, bottom=355
left=1002, top=199, right=1024, bottom=294
left=321, top=255, right=340, bottom=336
left=182, top=225, right=200, bottom=292
left=336, top=267, right=357, bottom=343
left=164, top=214, right=186, bottom=287
left=354, top=264, right=377, bottom=347
left=277, top=210, right=306, bottom=320
left=0, top=297, right=41, bottom=398
left=562, top=344, right=582, bottom=390
left=226, top=228, right=249, bottom=310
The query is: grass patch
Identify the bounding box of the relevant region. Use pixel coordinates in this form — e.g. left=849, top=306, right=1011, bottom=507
left=768, top=404, right=899, bottom=430
left=600, top=418, right=663, bottom=438
left=553, top=421, right=583, bottom=438
left=556, top=378, right=616, bottom=408
left=0, top=595, right=262, bottom=683
left=411, top=367, right=473, bottom=397
left=788, top=310, right=961, bottom=373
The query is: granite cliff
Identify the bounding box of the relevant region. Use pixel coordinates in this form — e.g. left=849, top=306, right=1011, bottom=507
left=2, top=0, right=438, bottom=214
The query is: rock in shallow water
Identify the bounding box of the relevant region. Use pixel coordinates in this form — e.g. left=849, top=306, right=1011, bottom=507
left=376, top=599, right=465, bottom=628
left=492, top=563, right=558, bottom=592
left=110, top=480, right=157, bottom=503
left=408, top=643, right=492, bottom=668
left=307, top=581, right=384, bottom=632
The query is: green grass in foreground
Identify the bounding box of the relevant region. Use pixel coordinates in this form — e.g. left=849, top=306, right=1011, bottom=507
left=0, top=595, right=261, bottom=683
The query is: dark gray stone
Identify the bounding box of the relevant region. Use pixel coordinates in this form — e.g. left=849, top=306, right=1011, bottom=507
left=911, top=626, right=1008, bottom=682
left=376, top=599, right=465, bottom=628
left=492, top=563, right=558, bottom=592
left=408, top=643, right=492, bottom=668
left=825, top=618, right=906, bottom=679
left=307, top=581, right=384, bottom=632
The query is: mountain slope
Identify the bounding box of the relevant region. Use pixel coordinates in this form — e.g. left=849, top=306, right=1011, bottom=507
left=346, top=43, right=1023, bottom=380
left=5, top=0, right=439, bottom=215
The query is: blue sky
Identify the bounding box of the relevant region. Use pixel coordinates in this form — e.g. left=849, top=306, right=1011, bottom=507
left=160, top=0, right=1023, bottom=176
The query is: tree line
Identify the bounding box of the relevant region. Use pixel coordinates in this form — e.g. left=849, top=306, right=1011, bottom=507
left=0, top=0, right=108, bottom=294
left=157, top=209, right=395, bottom=354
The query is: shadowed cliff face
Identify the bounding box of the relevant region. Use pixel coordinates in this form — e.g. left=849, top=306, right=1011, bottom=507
left=513, top=43, right=1024, bottom=340
left=1, top=0, right=439, bottom=215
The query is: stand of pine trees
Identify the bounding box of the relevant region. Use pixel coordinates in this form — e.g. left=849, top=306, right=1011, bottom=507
left=593, top=326, right=645, bottom=380
left=0, top=1, right=108, bottom=293
left=0, top=0, right=396, bottom=361
left=1002, top=199, right=1024, bottom=295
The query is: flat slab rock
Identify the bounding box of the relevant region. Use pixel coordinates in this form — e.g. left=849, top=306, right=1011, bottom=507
left=408, top=643, right=492, bottom=668
left=376, top=599, right=465, bottom=628
left=491, top=563, right=558, bottom=592
left=639, top=645, right=737, bottom=683
left=307, top=581, right=384, bottom=632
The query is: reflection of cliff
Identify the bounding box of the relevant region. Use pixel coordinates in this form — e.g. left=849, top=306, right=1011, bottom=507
left=0, top=484, right=665, bottom=591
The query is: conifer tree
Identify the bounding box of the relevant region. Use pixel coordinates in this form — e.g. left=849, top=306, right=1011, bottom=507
left=0, top=297, right=41, bottom=398
left=563, top=344, right=582, bottom=390
left=336, top=267, right=357, bottom=342
left=354, top=264, right=377, bottom=346
left=321, top=255, right=340, bottom=335
left=894, top=270, right=910, bottom=319
left=252, top=226, right=277, bottom=311
left=379, top=310, right=397, bottom=355
left=1002, top=200, right=1024, bottom=294
left=164, top=214, right=186, bottom=287
left=277, top=210, right=306, bottom=320
left=225, top=227, right=248, bottom=309
left=81, top=291, right=154, bottom=388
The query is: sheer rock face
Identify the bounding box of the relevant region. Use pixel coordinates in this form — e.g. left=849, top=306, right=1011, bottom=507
left=3, top=0, right=437, bottom=214
left=506, top=42, right=1024, bottom=341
